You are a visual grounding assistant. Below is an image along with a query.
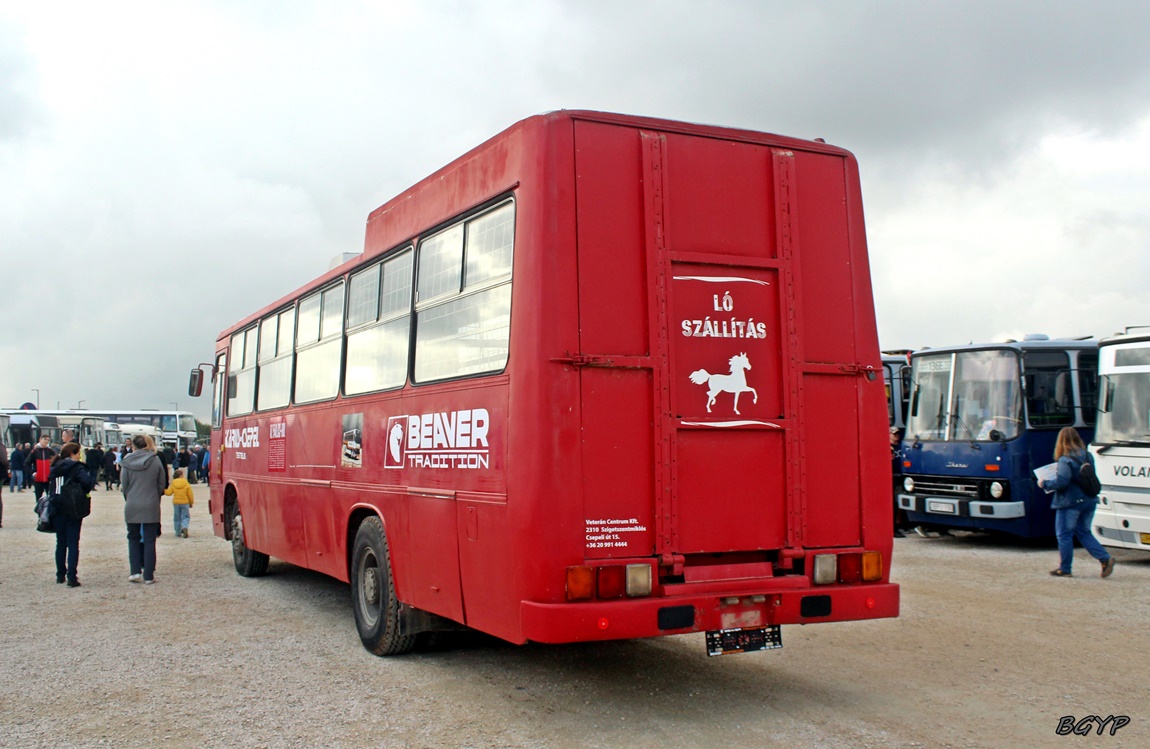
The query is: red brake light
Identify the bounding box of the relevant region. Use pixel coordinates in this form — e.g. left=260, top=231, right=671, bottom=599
left=838, top=553, right=862, bottom=583
left=597, top=566, right=626, bottom=598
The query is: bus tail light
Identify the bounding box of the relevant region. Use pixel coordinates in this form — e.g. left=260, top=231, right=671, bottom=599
left=813, top=554, right=837, bottom=584
left=566, top=566, right=595, bottom=600
left=597, top=566, right=625, bottom=598
left=567, top=564, right=653, bottom=601
left=815, top=551, right=883, bottom=585
left=838, top=553, right=862, bottom=583
left=625, top=564, right=652, bottom=597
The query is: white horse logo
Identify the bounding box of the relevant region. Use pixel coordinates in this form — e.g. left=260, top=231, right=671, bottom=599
left=388, top=422, right=405, bottom=465
left=689, top=352, right=758, bottom=415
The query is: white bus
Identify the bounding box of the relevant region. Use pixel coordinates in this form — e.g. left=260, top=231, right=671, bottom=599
left=0, top=409, right=198, bottom=449
left=1091, top=329, right=1150, bottom=550
left=0, top=410, right=108, bottom=448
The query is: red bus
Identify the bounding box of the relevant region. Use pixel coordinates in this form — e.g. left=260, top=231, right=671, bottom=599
left=190, top=110, right=899, bottom=656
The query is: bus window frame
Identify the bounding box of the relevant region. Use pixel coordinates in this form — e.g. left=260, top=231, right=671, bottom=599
left=256, top=305, right=297, bottom=413
left=293, top=280, right=346, bottom=405
left=344, top=246, right=414, bottom=398
left=411, top=197, right=515, bottom=386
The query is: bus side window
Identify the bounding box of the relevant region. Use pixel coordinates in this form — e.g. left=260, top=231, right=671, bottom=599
left=1022, top=351, right=1072, bottom=427
left=414, top=200, right=514, bottom=383
left=228, top=328, right=257, bottom=417
left=1077, top=351, right=1098, bottom=425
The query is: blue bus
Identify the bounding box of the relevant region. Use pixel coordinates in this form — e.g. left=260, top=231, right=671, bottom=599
left=897, top=336, right=1098, bottom=538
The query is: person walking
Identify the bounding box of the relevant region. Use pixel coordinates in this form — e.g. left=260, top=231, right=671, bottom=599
left=120, top=434, right=166, bottom=584
left=103, top=446, right=119, bottom=490
left=22, top=444, right=34, bottom=489
left=164, top=469, right=194, bottom=537
left=29, top=436, right=56, bottom=502
left=1039, top=426, right=1116, bottom=578
left=48, top=443, right=95, bottom=587
left=8, top=442, right=25, bottom=494
left=0, top=441, right=8, bottom=528
left=85, top=443, right=104, bottom=492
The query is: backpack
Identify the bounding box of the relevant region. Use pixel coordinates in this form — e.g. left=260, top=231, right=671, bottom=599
left=1076, top=459, right=1102, bottom=498
left=52, top=475, right=92, bottom=519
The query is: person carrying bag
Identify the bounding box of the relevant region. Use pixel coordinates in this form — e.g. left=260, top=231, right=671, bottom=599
left=47, top=443, right=96, bottom=587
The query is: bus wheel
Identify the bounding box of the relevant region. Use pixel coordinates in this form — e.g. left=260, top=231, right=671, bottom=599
left=228, top=501, right=269, bottom=577
left=351, top=516, right=415, bottom=656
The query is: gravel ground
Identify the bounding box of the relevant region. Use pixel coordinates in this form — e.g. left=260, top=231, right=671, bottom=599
left=2, top=482, right=1149, bottom=749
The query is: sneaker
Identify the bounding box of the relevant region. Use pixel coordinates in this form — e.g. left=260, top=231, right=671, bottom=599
left=128, top=574, right=143, bottom=583
left=181, top=528, right=188, bottom=538
left=143, top=578, right=155, bottom=585
left=1101, top=557, right=1117, bottom=578
left=1050, top=569, right=1073, bottom=577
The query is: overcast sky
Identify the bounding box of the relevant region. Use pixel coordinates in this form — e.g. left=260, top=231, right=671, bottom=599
left=3, top=0, right=1150, bottom=423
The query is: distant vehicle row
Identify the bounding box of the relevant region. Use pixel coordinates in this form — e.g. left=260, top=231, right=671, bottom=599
left=0, top=408, right=197, bottom=450
left=885, top=330, right=1150, bottom=548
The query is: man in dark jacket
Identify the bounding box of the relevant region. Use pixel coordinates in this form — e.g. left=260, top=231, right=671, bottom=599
left=9, top=443, right=25, bottom=493
left=29, top=436, right=56, bottom=502
left=85, top=443, right=105, bottom=492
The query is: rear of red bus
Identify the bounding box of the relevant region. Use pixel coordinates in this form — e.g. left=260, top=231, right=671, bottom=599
left=200, top=111, right=897, bottom=656
left=465, top=113, right=898, bottom=654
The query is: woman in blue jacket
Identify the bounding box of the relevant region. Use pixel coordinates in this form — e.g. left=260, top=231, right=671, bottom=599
left=1039, top=427, right=1115, bottom=578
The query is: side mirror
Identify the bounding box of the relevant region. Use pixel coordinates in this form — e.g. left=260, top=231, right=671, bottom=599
left=189, top=369, right=204, bottom=397
left=988, top=429, right=1004, bottom=442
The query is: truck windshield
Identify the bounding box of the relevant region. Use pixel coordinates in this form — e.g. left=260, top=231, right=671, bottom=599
left=909, top=350, right=1022, bottom=441
left=1095, top=372, right=1150, bottom=444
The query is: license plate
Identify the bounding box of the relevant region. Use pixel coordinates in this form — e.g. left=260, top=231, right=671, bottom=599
left=1140, top=532, right=1150, bottom=545
left=705, top=625, right=782, bottom=656
left=928, top=500, right=957, bottom=515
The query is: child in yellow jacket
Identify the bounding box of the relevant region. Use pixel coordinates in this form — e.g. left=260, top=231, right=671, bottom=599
left=165, top=469, right=195, bottom=538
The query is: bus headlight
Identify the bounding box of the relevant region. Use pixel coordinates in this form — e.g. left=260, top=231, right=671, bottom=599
left=989, top=481, right=1004, bottom=499
left=903, top=476, right=914, bottom=493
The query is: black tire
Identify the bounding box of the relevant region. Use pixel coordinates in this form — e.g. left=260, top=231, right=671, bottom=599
left=228, top=500, right=269, bottom=577
left=351, top=516, right=415, bottom=656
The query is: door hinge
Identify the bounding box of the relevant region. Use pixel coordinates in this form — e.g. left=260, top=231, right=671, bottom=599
left=550, top=354, right=605, bottom=367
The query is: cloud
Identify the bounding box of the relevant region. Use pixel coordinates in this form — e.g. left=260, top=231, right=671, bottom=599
left=3, top=0, right=1150, bottom=419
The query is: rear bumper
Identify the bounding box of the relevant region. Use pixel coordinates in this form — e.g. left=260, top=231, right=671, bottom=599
left=520, top=582, right=899, bottom=644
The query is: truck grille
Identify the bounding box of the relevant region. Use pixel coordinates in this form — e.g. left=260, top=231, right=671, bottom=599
left=910, top=477, right=979, bottom=498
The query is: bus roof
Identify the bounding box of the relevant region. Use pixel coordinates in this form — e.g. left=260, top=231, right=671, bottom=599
left=1098, top=330, right=1150, bottom=347
left=911, top=337, right=1098, bottom=357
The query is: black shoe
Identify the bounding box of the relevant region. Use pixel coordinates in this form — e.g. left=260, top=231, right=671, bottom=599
left=66, top=579, right=81, bottom=588
left=56, top=577, right=65, bottom=584
left=894, top=529, right=905, bottom=538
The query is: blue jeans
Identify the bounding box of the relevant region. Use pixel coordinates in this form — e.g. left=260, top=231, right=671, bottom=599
left=173, top=505, right=190, bottom=535
left=126, top=523, right=160, bottom=581
left=1055, top=501, right=1111, bottom=574
left=8, top=469, right=22, bottom=492
left=55, top=515, right=83, bottom=582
